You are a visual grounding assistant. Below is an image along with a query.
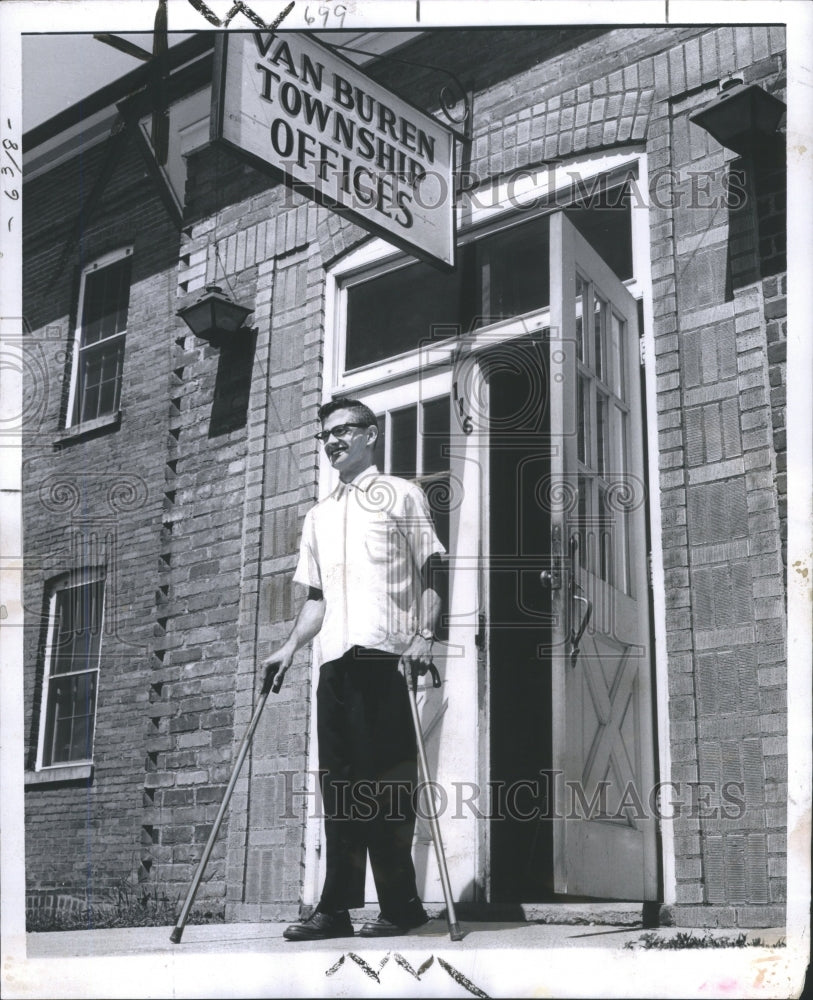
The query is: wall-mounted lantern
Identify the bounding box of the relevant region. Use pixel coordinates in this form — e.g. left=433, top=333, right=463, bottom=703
left=689, top=76, right=786, bottom=155
left=177, top=284, right=252, bottom=343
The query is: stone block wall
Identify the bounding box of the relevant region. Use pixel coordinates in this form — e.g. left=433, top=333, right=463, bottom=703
left=638, top=27, right=786, bottom=927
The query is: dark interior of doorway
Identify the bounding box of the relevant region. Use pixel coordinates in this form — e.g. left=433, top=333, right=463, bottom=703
left=485, top=335, right=557, bottom=902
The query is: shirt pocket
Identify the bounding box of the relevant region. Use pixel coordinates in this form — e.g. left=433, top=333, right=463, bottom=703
left=363, top=510, right=394, bottom=565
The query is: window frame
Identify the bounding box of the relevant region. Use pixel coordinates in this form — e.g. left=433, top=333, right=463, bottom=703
left=35, top=569, right=106, bottom=772
left=65, top=246, right=133, bottom=430
left=327, top=149, right=647, bottom=397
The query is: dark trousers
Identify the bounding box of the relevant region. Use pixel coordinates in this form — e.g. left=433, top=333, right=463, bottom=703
left=316, top=647, right=420, bottom=919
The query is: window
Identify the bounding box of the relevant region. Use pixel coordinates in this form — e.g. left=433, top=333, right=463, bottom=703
left=67, top=248, right=132, bottom=427
left=37, top=571, right=105, bottom=768
left=342, top=179, right=634, bottom=375
left=370, top=390, right=452, bottom=641
left=374, top=395, right=452, bottom=549
left=346, top=255, right=467, bottom=371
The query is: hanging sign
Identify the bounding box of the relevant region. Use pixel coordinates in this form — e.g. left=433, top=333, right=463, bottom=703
left=211, top=32, right=456, bottom=269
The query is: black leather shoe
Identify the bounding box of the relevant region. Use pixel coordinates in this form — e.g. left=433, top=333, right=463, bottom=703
left=283, top=909, right=354, bottom=941
left=358, top=910, right=429, bottom=937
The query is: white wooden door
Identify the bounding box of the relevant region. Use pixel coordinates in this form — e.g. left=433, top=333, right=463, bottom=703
left=548, top=212, right=658, bottom=899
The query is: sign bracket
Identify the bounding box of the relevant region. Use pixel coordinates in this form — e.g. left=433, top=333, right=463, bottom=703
left=323, top=40, right=473, bottom=144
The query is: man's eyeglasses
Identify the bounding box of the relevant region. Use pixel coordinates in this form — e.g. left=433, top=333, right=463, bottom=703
left=314, top=422, right=369, bottom=443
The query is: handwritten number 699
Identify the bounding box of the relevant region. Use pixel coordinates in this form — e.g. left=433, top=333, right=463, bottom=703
left=304, top=4, right=347, bottom=28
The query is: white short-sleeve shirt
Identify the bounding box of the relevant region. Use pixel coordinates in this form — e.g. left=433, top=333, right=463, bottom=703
left=293, top=465, right=446, bottom=665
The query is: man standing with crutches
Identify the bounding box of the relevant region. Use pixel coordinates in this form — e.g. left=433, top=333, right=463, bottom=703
left=261, top=397, right=448, bottom=941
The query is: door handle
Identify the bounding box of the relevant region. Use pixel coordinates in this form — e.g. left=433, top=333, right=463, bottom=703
left=569, top=581, right=592, bottom=668
left=568, top=533, right=592, bottom=668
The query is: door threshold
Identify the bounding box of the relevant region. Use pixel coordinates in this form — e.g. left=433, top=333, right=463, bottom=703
left=452, top=901, right=648, bottom=926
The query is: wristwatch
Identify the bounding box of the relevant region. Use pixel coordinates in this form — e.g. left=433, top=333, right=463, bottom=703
left=417, top=627, right=435, bottom=642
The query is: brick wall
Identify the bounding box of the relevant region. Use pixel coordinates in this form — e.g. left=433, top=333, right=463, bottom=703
left=23, top=137, right=183, bottom=904
left=639, top=27, right=786, bottom=927
left=756, top=153, right=787, bottom=571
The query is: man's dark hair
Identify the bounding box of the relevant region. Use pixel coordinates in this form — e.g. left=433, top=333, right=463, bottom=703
left=317, top=396, right=378, bottom=430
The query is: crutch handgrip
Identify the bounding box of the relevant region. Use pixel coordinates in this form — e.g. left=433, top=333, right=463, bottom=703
left=412, top=661, right=442, bottom=690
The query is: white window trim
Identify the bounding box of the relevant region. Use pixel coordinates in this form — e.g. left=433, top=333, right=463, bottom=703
left=325, top=148, right=648, bottom=398
left=65, top=246, right=133, bottom=429
left=35, top=568, right=106, bottom=772
left=318, top=147, right=674, bottom=907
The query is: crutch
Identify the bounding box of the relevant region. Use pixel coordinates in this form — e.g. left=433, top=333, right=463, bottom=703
left=170, top=669, right=276, bottom=943
left=405, top=661, right=463, bottom=942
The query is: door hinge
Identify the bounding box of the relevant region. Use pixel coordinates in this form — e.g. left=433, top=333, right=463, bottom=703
left=639, top=336, right=646, bottom=366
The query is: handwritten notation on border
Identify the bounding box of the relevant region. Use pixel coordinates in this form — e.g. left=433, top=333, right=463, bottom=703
left=183, top=0, right=350, bottom=33
left=303, top=4, right=347, bottom=29
left=2, top=118, right=21, bottom=233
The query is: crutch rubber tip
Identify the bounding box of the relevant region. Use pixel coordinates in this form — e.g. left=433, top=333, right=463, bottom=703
left=449, top=922, right=464, bottom=941
left=169, top=926, right=184, bottom=944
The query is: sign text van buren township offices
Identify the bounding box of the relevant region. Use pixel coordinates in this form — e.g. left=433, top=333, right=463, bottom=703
left=21, top=25, right=791, bottom=931
left=214, top=32, right=455, bottom=267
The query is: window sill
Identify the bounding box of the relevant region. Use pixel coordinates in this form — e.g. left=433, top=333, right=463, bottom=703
left=55, top=411, right=121, bottom=445
left=25, top=763, right=94, bottom=786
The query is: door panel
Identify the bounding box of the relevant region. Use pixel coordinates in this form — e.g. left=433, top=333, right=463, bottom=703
left=548, top=212, right=657, bottom=900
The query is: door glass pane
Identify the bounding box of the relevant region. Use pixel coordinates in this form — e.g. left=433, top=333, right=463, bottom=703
left=390, top=406, right=417, bottom=479
left=599, top=483, right=613, bottom=583
left=596, top=393, right=608, bottom=477
left=575, top=274, right=586, bottom=362
left=618, top=409, right=631, bottom=594
left=601, top=404, right=631, bottom=595
left=593, top=292, right=606, bottom=382
left=576, top=374, right=590, bottom=467
left=577, top=474, right=590, bottom=571
left=610, top=312, right=626, bottom=400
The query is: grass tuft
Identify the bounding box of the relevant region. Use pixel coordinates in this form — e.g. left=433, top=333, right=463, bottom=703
left=624, top=931, right=786, bottom=950
left=27, top=875, right=224, bottom=933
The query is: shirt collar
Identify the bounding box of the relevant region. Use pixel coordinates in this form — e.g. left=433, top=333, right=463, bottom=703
left=333, top=464, right=379, bottom=499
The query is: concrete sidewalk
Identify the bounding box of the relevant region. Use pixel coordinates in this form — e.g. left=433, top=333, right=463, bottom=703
left=25, top=918, right=786, bottom=958
left=8, top=920, right=791, bottom=999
